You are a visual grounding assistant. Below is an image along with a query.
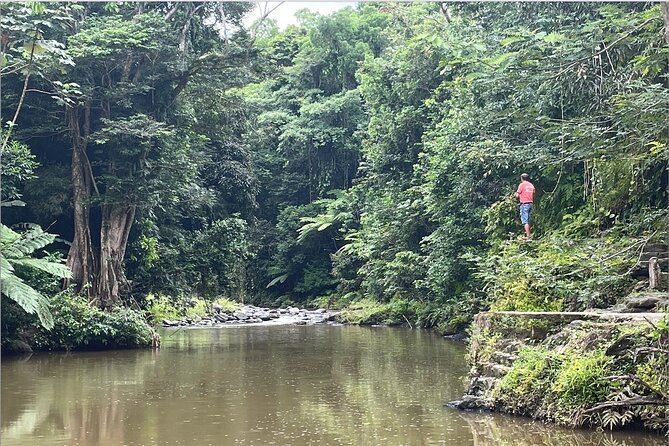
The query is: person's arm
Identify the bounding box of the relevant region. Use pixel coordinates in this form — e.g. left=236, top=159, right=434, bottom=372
left=515, top=183, right=522, bottom=199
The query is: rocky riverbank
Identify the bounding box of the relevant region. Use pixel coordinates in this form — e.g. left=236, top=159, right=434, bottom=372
left=448, top=310, right=668, bottom=433
left=162, top=304, right=340, bottom=328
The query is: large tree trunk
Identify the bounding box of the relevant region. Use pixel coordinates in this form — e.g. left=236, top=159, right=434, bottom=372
left=96, top=204, right=135, bottom=309
left=661, top=3, right=669, bottom=47
left=66, top=106, right=96, bottom=298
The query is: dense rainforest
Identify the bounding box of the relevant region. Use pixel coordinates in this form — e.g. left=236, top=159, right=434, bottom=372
left=1, top=1, right=668, bottom=424
left=1, top=0, right=668, bottom=433
left=5, top=1, right=667, bottom=325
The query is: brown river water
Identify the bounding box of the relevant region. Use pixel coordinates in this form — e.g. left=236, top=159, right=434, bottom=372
left=2, top=325, right=665, bottom=445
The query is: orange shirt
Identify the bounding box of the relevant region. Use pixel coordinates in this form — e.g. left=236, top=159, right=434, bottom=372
left=516, top=180, right=535, bottom=203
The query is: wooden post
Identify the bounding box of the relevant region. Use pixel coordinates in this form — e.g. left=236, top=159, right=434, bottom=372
left=648, top=257, right=660, bottom=290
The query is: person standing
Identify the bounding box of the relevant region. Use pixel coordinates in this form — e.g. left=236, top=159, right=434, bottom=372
left=515, top=173, right=535, bottom=240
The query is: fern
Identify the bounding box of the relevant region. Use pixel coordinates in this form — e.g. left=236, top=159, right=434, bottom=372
left=0, top=224, right=71, bottom=330
left=0, top=270, right=54, bottom=329
left=12, top=257, right=71, bottom=278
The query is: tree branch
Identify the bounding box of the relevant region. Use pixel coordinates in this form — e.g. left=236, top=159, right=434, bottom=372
left=553, top=16, right=661, bottom=79
left=661, top=2, right=669, bottom=47
left=583, top=397, right=668, bottom=414
left=605, top=375, right=668, bottom=400
left=1, top=28, right=39, bottom=154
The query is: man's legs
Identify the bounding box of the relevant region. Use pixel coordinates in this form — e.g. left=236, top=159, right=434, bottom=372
left=520, top=204, right=533, bottom=240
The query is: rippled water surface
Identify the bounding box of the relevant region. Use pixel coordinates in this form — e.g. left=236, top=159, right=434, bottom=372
left=2, top=325, right=665, bottom=445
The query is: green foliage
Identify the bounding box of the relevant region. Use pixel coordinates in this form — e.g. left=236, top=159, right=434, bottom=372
left=552, top=351, right=613, bottom=411
left=481, top=316, right=668, bottom=430
left=0, top=138, right=38, bottom=202
left=338, top=298, right=391, bottom=325
left=30, top=292, right=154, bottom=351
left=145, top=294, right=180, bottom=323
left=497, top=348, right=560, bottom=412
left=185, top=298, right=208, bottom=319
left=497, top=347, right=613, bottom=423
left=0, top=224, right=71, bottom=329
left=129, top=217, right=249, bottom=301
left=213, top=297, right=238, bottom=313
left=474, top=232, right=639, bottom=312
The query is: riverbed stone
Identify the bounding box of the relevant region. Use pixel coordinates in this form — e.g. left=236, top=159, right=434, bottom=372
left=445, top=395, right=492, bottom=411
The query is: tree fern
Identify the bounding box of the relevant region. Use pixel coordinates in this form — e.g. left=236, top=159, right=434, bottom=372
left=0, top=224, right=71, bottom=329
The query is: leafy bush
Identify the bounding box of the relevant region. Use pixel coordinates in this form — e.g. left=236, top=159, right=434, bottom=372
left=29, top=292, right=154, bottom=351
left=552, top=351, right=612, bottom=413
left=146, top=294, right=180, bottom=323
left=474, top=232, right=639, bottom=312
left=213, top=297, right=238, bottom=312
left=185, top=298, right=208, bottom=318
left=497, top=348, right=561, bottom=417
left=498, top=347, right=614, bottom=424
left=338, top=298, right=391, bottom=325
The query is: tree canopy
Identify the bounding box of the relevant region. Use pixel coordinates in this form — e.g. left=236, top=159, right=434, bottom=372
left=1, top=2, right=667, bottom=334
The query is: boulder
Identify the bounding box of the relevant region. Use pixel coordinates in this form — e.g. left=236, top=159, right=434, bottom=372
left=445, top=395, right=492, bottom=411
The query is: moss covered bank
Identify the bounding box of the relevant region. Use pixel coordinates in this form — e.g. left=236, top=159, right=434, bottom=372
left=451, top=310, right=668, bottom=434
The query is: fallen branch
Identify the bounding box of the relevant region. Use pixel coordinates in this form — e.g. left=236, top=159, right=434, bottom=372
left=583, top=396, right=668, bottom=414
left=635, top=346, right=669, bottom=357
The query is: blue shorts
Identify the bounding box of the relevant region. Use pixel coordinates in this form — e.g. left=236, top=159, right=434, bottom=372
left=520, top=203, right=533, bottom=225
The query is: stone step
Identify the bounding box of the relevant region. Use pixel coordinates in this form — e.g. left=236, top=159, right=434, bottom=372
left=641, top=243, right=667, bottom=253
left=467, top=376, right=499, bottom=395
left=491, top=351, right=518, bottom=367
left=639, top=252, right=669, bottom=263
left=476, top=311, right=667, bottom=342
left=638, top=256, right=669, bottom=266
left=480, top=362, right=511, bottom=378
left=621, top=293, right=669, bottom=312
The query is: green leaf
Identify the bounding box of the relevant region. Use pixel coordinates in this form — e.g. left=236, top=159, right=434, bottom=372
left=0, top=270, right=54, bottom=330
left=500, top=36, right=523, bottom=47
left=266, top=274, right=289, bottom=288
left=12, top=257, right=72, bottom=279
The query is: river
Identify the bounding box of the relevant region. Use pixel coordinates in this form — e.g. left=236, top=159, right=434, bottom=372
left=2, top=325, right=665, bottom=445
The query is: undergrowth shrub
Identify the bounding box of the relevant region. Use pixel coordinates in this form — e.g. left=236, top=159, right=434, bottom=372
left=30, top=292, right=154, bottom=350
left=146, top=294, right=180, bottom=322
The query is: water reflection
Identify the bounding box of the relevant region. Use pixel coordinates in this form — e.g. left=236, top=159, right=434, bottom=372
left=2, top=326, right=665, bottom=445
left=455, top=412, right=664, bottom=446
